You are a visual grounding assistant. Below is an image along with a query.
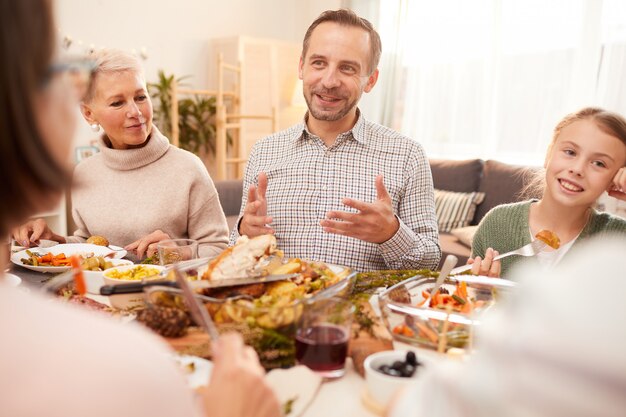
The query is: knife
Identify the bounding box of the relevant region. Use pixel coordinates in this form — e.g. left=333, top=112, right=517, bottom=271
left=172, top=266, right=220, bottom=342
left=99, top=273, right=299, bottom=295
left=191, top=273, right=299, bottom=289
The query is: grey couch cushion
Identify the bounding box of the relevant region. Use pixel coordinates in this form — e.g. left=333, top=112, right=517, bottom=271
left=430, top=159, right=484, bottom=193
left=214, top=180, right=243, bottom=217
left=474, top=160, right=537, bottom=223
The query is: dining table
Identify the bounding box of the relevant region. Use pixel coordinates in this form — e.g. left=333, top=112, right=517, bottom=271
left=6, top=262, right=446, bottom=417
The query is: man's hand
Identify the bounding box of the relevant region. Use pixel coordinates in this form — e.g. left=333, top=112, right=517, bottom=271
left=124, top=229, right=171, bottom=259
left=608, top=167, right=626, bottom=202
left=239, top=172, right=274, bottom=237
left=320, top=175, right=399, bottom=244
left=11, top=219, right=66, bottom=247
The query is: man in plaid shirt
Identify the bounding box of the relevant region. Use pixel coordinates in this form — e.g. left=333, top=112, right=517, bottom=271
left=231, top=9, right=441, bottom=272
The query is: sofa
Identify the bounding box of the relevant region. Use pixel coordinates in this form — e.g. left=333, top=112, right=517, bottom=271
left=214, top=159, right=537, bottom=267
left=429, top=159, right=538, bottom=267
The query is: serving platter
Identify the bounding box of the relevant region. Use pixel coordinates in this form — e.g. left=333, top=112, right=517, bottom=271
left=11, top=243, right=127, bottom=273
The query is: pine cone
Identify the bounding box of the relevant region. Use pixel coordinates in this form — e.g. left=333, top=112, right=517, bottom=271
left=136, top=305, right=191, bottom=338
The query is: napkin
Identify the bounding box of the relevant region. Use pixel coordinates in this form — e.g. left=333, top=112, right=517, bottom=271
left=266, top=365, right=323, bottom=417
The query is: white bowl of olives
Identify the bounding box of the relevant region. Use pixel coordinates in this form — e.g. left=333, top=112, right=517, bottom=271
left=82, top=257, right=133, bottom=294
left=363, top=349, right=424, bottom=410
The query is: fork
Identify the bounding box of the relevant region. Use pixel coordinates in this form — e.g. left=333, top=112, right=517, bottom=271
left=449, top=239, right=548, bottom=275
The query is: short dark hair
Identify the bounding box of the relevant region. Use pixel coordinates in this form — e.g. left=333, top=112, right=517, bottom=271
left=0, top=0, right=68, bottom=237
left=302, top=9, right=382, bottom=75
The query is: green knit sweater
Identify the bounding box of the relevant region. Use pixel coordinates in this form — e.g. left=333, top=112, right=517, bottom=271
left=472, top=200, right=626, bottom=277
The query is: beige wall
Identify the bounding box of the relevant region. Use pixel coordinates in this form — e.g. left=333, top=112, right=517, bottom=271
left=56, top=0, right=342, bottom=147
left=55, top=0, right=342, bottom=90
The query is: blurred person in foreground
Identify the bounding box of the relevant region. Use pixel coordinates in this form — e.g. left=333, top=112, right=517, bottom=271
left=233, top=9, right=441, bottom=272
left=0, top=1, right=279, bottom=416
left=467, top=107, right=626, bottom=277
left=388, top=236, right=626, bottom=417
left=12, top=48, right=229, bottom=260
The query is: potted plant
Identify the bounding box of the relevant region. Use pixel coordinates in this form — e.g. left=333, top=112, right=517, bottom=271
left=149, top=70, right=221, bottom=155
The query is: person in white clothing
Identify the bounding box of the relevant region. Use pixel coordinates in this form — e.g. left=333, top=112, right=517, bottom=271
left=0, top=1, right=279, bottom=416
left=388, top=236, right=626, bottom=417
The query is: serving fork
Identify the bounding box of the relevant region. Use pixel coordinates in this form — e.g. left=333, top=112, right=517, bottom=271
left=449, top=239, right=548, bottom=275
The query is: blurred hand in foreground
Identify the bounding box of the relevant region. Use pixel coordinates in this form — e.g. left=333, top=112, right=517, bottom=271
left=198, top=333, right=281, bottom=417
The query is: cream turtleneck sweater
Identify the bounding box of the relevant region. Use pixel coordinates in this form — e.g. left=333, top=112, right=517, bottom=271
left=67, top=126, right=228, bottom=258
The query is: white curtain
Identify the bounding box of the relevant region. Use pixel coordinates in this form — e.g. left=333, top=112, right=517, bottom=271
left=352, top=0, right=626, bottom=165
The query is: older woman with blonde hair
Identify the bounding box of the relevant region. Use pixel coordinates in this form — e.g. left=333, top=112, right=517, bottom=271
left=13, top=48, right=228, bottom=259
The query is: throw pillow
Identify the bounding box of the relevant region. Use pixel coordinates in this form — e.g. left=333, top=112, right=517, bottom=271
left=450, top=225, right=479, bottom=248
left=434, top=189, right=486, bottom=232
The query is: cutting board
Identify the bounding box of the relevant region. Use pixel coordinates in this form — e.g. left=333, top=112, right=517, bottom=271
left=348, top=298, right=393, bottom=377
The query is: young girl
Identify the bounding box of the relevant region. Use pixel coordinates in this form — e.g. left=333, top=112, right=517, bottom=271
left=469, top=107, right=626, bottom=277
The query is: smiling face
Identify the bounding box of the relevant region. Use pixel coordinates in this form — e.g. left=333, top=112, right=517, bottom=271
left=544, top=119, right=626, bottom=208
left=299, top=21, right=378, bottom=125
left=81, top=70, right=153, bottom=149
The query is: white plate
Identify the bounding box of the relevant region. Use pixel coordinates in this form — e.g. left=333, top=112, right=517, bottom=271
left=84, top=259, right=135, bottom=294
left=266, top=365, right=322, bottom=417
left=2, top=273, right=22, bottom=287
left=172, top=355, right=213, bottom=389
left=170, top=355, right=321, bottom=416
left=10, top=243, right=127, bottom=273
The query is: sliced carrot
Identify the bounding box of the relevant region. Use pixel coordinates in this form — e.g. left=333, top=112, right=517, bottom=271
left=70, top=255, right=86, bottom=295
left=415, top=321, right=438, bottom=344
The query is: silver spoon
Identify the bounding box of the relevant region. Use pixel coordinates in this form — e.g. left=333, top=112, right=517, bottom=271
left=429, top=254, right=458, bottom=300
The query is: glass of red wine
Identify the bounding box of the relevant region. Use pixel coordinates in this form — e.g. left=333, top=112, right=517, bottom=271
left=295, top=296, right=354, bottom=379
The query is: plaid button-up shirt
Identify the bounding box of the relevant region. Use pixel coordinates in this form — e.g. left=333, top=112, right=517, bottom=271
left=231, top=111, right=441, bottom=272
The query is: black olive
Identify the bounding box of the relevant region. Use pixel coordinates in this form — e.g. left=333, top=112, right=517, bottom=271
left=378, top=365, right=390, bottom=373
left=392, top=360, right=405, bottom=371
left=386, top=368, right=401, bottom=377
left=403, top=364, right=416, bottom=377
left=406, top=351, right=417, bottom=366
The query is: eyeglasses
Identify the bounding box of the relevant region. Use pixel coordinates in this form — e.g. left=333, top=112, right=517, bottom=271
left=41, top=56, right=96, bottom=97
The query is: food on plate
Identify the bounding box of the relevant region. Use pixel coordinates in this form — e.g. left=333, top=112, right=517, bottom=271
left=422, top=281, right=486, bottom=313
left=379, top=273, right=511, bottom=352
left=56, top=284, right=110, bottom=313
left=137, top=305, right=191, bottom=337
left=202, top=234, right=280, bottom=281
left=86, top=235, right=110, bottom=247
left=20, top=250, right=71, bottom=267
left=376, top=351, right=422, bottom=378
left=104, top=265, right=161, bottom=281
left=81, top=256, right=114, bottom=271
left=535, top=229, right=560, bottom=249
left=202, top=259, right=346, bottom=309
left=148, top=254, right=351, bottom=369
left=391, top=281, right=485, bottom=346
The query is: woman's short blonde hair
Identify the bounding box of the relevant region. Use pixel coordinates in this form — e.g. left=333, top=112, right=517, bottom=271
left=84, top=48, right=145, bottom=102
